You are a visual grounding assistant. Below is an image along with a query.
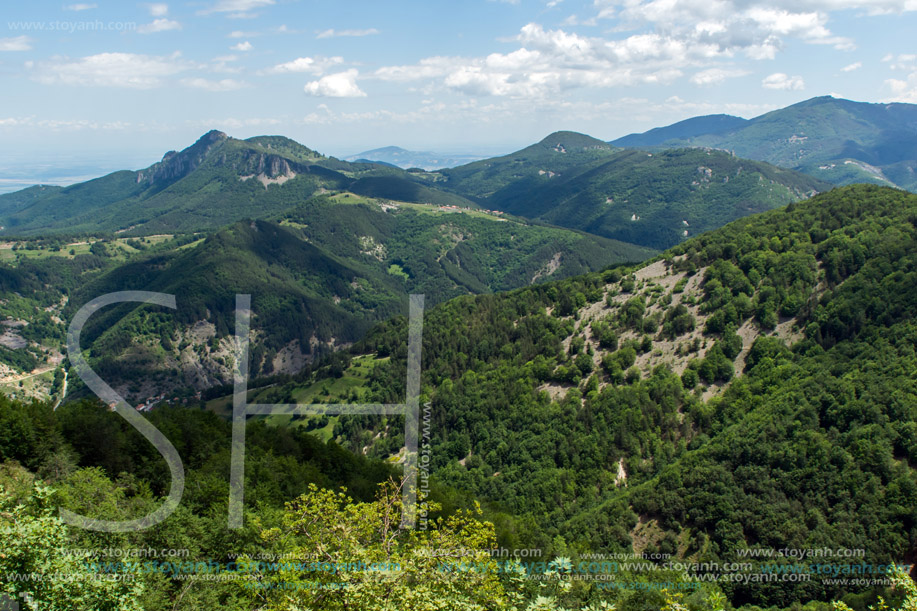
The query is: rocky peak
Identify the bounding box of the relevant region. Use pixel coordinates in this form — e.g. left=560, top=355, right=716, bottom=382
left=137, top=130, right=229, bottom=186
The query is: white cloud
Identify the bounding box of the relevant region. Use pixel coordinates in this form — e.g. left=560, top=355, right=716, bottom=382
left=0, top=36, right=32, bottom=52
left=592, top=0, right=859, bottom=56
left=148, top=3, right=169, bottom=16
left=138, top=19, right=182, bottom=34
left=198, top=0, right=274, bottom=16
left=304, top=69, right=366, bottom=97
left=181, top=77, right=248, bottom=91
left=29, top=52, right=191, bottom=89
left=231, top=41, right=253, bottom=51
left=886, top=66, right=917, bottom=102
left=267, top=56, right=344, bottom=75
left=65, top=3, right=97, bottom=10
left=841, top=61, right=862, bottom=72
left=286, top=95, right=774, bottom=132
left=316, top=28, right=380, bottom=39
left=762, top=72, right=805, bottom=90
left=376, top=24, right=709, bottom=98
left=884, top=54, right=917, bottom=71
left=690, top=67, right=749, bottom=85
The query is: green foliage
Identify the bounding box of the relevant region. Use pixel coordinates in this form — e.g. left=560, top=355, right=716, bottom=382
left=316, top=185, right=917, bottom=610
left=439, top=139, right=829, bottom=249
left=833, top=566, right=917, bottom=611
left=250, top=481, right=511, bottom=610
left=0, top=464, right=144, bottom=610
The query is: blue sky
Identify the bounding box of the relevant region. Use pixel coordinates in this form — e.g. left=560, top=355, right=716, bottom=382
left=1, top=0, right=916, bottom=188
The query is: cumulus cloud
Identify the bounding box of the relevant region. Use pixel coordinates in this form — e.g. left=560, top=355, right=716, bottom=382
left=886, top=77, right=917, bottom=102
left=363, top=0, right=911, bottom=101
left=304, top=69, right=366, bottom=97
left=841, top=61, right=862, bottom=72
left=316, top=28, right=379, bottom=39
left=231, top=41, right=253, bottom=51
left=762, top=72, right=805, bottom=89
left=181, top=77, right=248, bottom=91
left=267, top=56, right=344, bottom=74
left=138, top=19, right=182, bottom=34
left=28, top=52, right=191, bottom=89
left=376, top=24, right=704, bottom=98
left=65, top=3, right=97, bottom=10
left=886, top=56, right=917, bottom=102
left=148, top=3, right=169, bottom=16
left=594, top=0, right=857, bottom=53
left=0, top=36, right=32, bottom=52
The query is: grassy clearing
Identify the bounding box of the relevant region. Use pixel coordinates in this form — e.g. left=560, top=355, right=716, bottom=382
left=326, top=191, right=508, bottom=221
left=204, top=354, right=386, bottom=441
left=0, top=234, right=176, bottom=264
left=0, top=368, right=55, bottom=401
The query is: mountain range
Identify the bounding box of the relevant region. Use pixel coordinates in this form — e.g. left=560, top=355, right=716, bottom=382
left=0, top=115, right=840, bottom=399
left=433, top=131, right=829, bottom=249
left=3, top=97, right=917, bottom=611
left=0, top=131, right=477, bottom=236
left=612, top=95, right=917, bottom=191
left=0, top=127, right=827, bottom=252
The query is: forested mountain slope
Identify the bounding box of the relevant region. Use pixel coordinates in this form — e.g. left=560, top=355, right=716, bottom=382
left=613, top=96, right=917, bottom=191
left=281, top=184, right=917, bottom=609
left=0, top=194, right=653, bottom=403
left=0, top=131, right=476, bottom=236
left=434, top=132, right=830, bottom=249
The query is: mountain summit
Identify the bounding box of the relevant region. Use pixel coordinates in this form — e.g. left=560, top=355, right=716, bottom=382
left=137, top=130, right=229, bottom=186
left=0, top=131, right=476, bottom=235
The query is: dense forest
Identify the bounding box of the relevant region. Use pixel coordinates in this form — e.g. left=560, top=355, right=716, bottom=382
left=305, top=184, right=917, bottom=608
left=3, top=184, right=917, bottom=610
left=0, top=193, right=650, bottom=402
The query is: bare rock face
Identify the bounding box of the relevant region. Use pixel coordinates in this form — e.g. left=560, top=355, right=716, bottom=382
left=231, top=150, right=294, bottom=178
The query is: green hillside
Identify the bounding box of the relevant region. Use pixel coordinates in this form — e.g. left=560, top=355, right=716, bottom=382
left=612, top=114, right=749, bottom=147
left=0, top=184, right=64, bottom=217
left=279, top=184, right=917, bottom=609
left=437, top=130, right=617, bottom=200
left=277, top=194, right=655, bottom=300
left=614, top=96, right=917, bottom=191
left=3, top=182, right=917, bottom=610
left=436, top=138, right=830, bottom=249
left=0, top=193, right=653, bottom=403
left=0, top=131, right=478, bottom=236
